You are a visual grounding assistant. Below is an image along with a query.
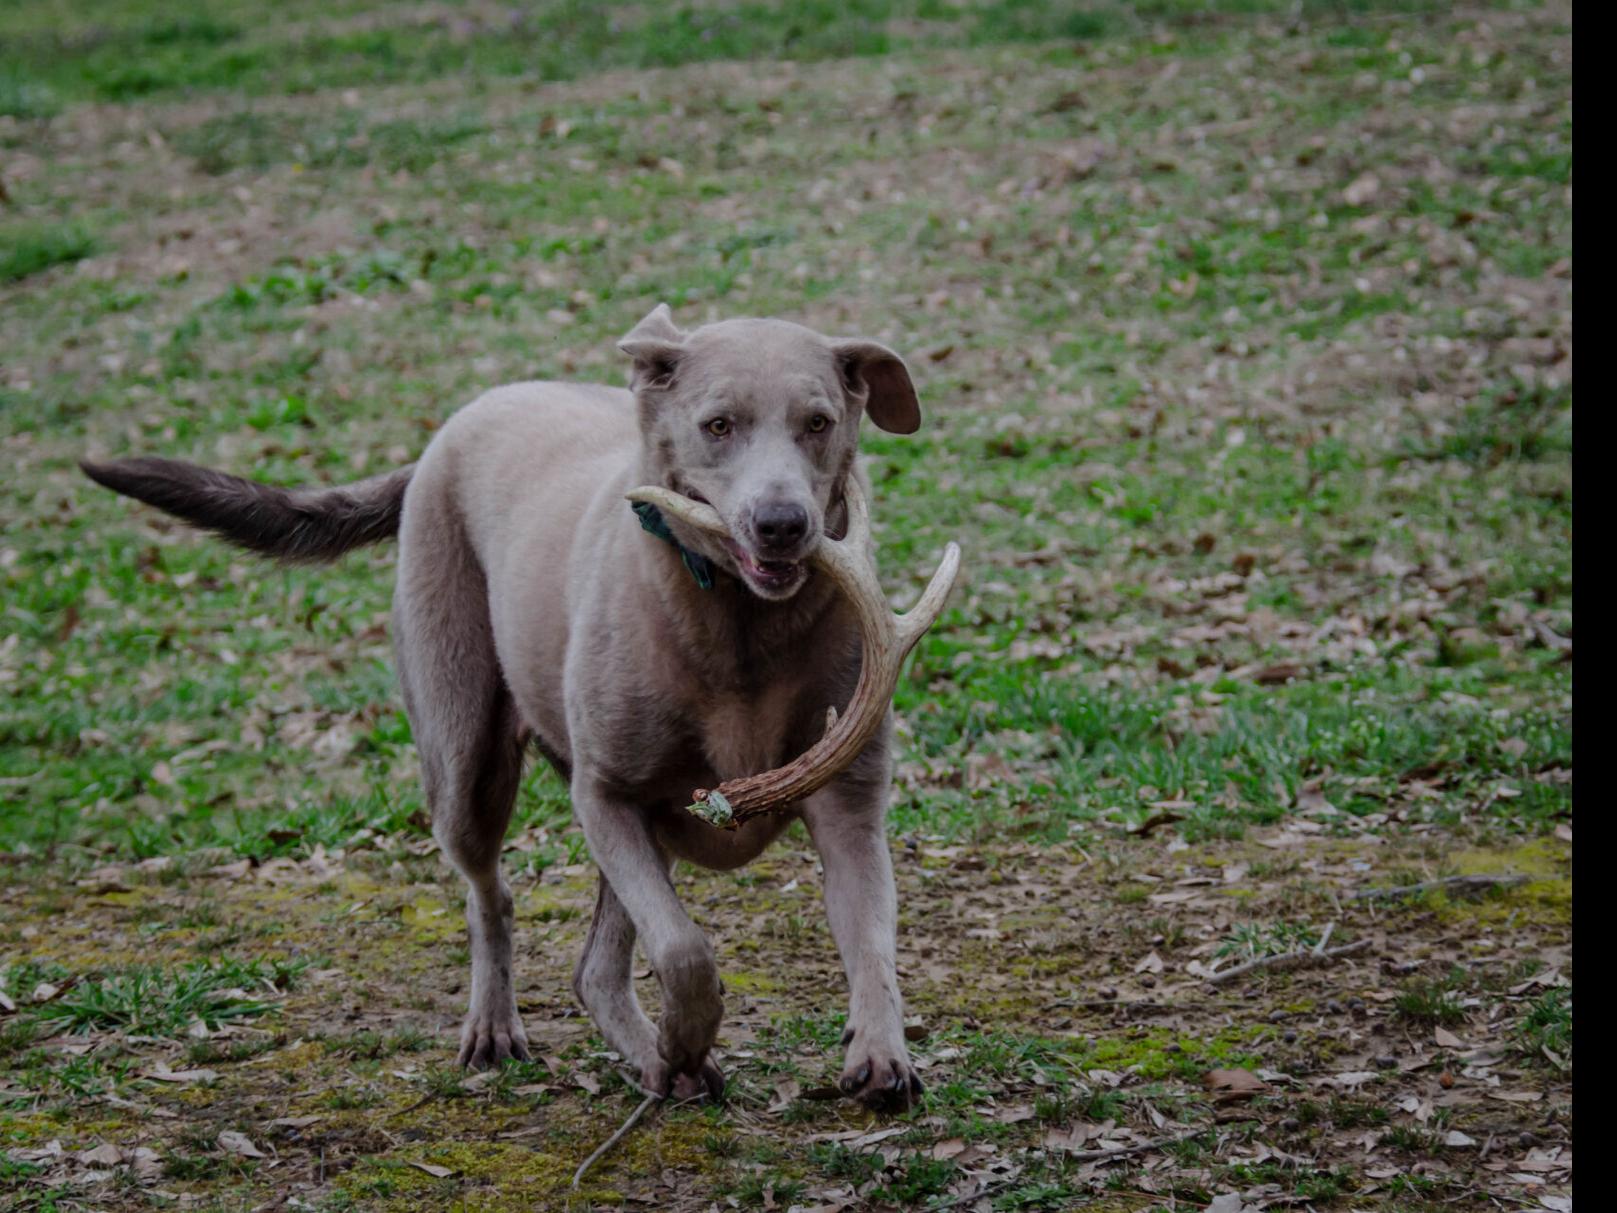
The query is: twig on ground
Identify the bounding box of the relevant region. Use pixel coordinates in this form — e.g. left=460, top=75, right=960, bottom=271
left=386, top=1091, right=440, bottom=1120
left=1206, top=938, right=1372, bottom=985
left=1314, top=921, right=1336, bottom=956
left=1353, top=874, right=1527, bottom=901
left=927, top=1178, right=1018, bottom=1211
left=572, top=1092, right=660, bottom=1189
left=1053, top=1125, right=1216, bottom=1163
left=929, top=1123, right=1232, bottom=1206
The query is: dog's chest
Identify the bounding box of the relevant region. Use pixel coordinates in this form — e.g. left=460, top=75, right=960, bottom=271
left=695, top=686, right=803, bottom=783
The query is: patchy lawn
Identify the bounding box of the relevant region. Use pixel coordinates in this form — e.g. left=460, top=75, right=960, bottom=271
left=1, top=0, right=1570, bottom=1209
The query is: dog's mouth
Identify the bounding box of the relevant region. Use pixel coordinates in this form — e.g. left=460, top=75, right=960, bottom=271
left=725, top=540, right=807, bottom=594
left=672, top=483, right=809, bottom=595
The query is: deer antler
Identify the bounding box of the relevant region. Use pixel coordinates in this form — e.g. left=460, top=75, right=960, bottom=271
left=625, top=478, right=961, bottom=829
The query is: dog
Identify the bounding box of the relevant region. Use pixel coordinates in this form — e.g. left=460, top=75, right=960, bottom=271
left=80, top=304, right=927, bottom=1110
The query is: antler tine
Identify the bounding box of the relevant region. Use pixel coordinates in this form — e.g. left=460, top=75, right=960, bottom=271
left=625, top=479, right=961, bottom=830
left=898, top=541, right=961, bottom=647
left=834, top=475, right=872, bottom=551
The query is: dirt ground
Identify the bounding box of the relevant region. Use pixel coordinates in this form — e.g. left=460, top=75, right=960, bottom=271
left=0, top=817, right=1571, bottom=1210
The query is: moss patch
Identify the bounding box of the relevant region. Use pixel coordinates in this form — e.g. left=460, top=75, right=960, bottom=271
left=1439, top=839, right=1572, bottom=926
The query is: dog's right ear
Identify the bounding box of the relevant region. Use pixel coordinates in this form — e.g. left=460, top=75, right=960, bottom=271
left=618, top=303, right=688, bottom=391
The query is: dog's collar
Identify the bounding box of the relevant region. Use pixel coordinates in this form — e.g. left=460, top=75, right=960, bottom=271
left=630, top=501, right=715, bottom=590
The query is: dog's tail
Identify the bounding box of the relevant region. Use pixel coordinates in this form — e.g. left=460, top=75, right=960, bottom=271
left=79, top=456, right=415, bottom=564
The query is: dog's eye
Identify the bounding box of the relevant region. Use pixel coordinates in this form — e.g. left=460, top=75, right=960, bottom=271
left=704, top=417, right=731, bottom=437
left=807, top=414, right=832, bottom=434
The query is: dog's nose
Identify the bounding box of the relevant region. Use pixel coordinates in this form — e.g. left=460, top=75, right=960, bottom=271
left=754, top=502, right=809, bottom=552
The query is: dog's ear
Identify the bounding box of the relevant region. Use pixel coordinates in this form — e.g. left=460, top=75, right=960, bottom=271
left=618, top=303, right=688, bottom=390
left=830, top=339, right=921, bottom=434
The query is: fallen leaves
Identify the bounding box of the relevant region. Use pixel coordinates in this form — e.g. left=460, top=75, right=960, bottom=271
left=216, top=1130, right=268, bottom=1158
left=1202, top=1069, right=1272, bottom=1104
left=407, top=1161, right=459, bottom=1178
left=142, top=1062, right=220, bottom=1083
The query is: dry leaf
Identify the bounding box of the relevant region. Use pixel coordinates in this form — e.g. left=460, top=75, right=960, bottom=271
left=1342, top=171, right=1381, bottom=206
left=216, top=1130, right=267, bottom=1158
left=1202, top=1069, right=1271, bottom=1102
left=767, top=1078, right=801, bottom=1113
left=77, top=1143, right=123, bottom=1166
left=144, top=1064, right=220, bottom=1084
left=130, top=1146, right=162, bottom=1180
left=1129, top=809, right=1184, bottom=837
left=1148, top=890, right=1199, bottom=905
left=1332, top=1071, right=1378, bottom=1089
left=848, top=1126, right=905, bottom=1149
left=1042, top=1124, right=1099, bottom=1151
left=408, top=1161, right=458, bottom=1178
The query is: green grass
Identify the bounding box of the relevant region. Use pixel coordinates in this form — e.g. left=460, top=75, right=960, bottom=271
left=29, top=957, right=307, bottom=1036
left=1394, top=974, right=1468, bottom=1028
left=0, top=0, right=1495, bottom=108
left=1215, top=921, right=1321, bottom=961
left=0, top=224, right=97, bottom=284
left=1514, top=988, right=1571, bottom=1067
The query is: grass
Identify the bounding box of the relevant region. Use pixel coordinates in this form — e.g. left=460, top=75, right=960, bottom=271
left=0, top=1, right=1494, bottom=108
left=30, top=957, right=306, bottom=1037
left=0, top=224, right=97, bottom=284
left=0, top=0, right=1571, bottom=1209
left=1393, top=974, right=1468, bottom=1028
left=1514, top=988, right=1571, bottom=1067
left=1215, top=921, right=1321, bottom=961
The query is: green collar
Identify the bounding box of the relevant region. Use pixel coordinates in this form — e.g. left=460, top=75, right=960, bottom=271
left=631, top=501, right=715, bottom=590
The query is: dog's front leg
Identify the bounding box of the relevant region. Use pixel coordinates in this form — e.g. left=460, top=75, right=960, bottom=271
left=572, top=769, right=725, bottom=1099
left=802, top=785, right=923, bottom=1111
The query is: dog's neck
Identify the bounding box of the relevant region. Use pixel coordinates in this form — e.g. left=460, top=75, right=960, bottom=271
left=628, top=520, right=849, bottom=695
left=661, top=547, right=845, bottom=689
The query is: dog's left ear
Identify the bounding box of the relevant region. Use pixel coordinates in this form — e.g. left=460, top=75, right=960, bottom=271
left=830, top=339, right=921, bottom=434
left=618, top=303, right=688, bottom=390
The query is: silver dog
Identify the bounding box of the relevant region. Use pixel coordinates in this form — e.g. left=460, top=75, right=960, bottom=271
left=81, top=305, right=926, bottom=1109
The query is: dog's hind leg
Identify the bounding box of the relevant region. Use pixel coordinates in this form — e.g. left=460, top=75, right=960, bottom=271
left=394, top=528, right=530, bottom=1070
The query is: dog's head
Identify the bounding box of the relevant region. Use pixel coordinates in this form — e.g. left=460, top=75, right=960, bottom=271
left=620, top=303, right=921, bottom=601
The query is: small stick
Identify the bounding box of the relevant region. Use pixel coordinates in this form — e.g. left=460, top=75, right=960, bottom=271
left=572, top=1093, right=660, bottom=1189
left=927, top=1177, right=1017, bottom=1211
left=1052, top=1125, right=1217, bottom=1164
left=1313, top=921, right=1336, bottom=956
left=1206, top=938, right=1371, bottom=985
left=386, top=1091, right=439, bottom=1120
left=1353, top=874, right=1527, bottom=901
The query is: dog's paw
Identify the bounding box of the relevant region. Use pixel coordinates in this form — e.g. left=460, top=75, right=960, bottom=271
left=642, top=1054, right=726, bottom=1103
left=457, top=1010, right=531, bottom=1070
left=838, top=1045, right=924, bottom=1112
